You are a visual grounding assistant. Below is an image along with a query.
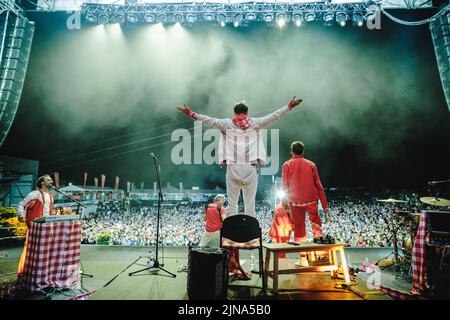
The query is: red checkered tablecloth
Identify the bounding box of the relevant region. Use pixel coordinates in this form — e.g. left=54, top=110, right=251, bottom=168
left=411, top=211, right=428, bottom=295
left=20, top=220, right=82, bottom=292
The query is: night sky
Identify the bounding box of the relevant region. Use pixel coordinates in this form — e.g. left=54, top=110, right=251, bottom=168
left=1, top=9, right=449, bottom=193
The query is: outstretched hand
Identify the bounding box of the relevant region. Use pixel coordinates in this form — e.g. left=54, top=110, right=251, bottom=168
left=176, top=104, right=197, bottom=119
left=176, top=104, right=191, bottom=113
left=288, top=96, right=303, bottom=110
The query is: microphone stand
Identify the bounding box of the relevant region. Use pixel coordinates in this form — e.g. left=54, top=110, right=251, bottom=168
left=129, top=153, right=176, bottom=278
left=51, top=187, right=93, bottom=279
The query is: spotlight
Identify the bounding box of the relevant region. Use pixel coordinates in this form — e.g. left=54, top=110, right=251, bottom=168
left=263, top=13, right=274, bottom=23
left=98, top=14, right=108, bottom=24
left=352, top=13, right=364, bottom=27
left=86, top=13, right=97, bottom=23
left=204, top=13, right=214, bottom=22
left=305, top=12, right=316, bottom=22
left=276, top=13, right=286, bottom=27
left=293, top=13, right=303, bottom=27
left=336, top=12, right=347, bottom=27
left=174, top=13, right=183, bottom=23
left=144, top=13, right=155, bottom=23
left=186, top=14, right=196, bottom=23
left=245, top=13, right=256, bottom=21
left=233, top=14, right=242, bottom=27
left=113, top=14, right=124, bottom=24
left=157, top=14, right=166, bottom=23
left=323, top=12, right=334, bottom=22
left=218, top=13, right=226, bottom=27
left=276, top=190, right=286, bottom=199
left=127, top=14, right=138, bottom=23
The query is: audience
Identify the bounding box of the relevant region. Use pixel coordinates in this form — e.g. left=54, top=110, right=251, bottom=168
left=82, top=192, right=424, bottom=247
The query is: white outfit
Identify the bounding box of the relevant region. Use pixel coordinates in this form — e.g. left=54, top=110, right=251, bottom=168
left=16, top=190, right=52, bottom=218
left=195, top=105, right=290, bottom=217
left=199, top=230, right=220, bottom=248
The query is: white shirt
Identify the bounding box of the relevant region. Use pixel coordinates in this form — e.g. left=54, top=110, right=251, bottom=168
left=16, top=190, right=52, bottom=218
left=195, top=105, right=290, bottom=165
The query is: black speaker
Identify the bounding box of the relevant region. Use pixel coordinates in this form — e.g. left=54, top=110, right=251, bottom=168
left=187, top=247, right=229, bottom=300
left=0, top=12, right=34, bottom=146
left=430, top=12, right=450, bottom=112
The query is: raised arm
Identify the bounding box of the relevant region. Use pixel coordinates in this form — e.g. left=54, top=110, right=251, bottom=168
left=176, top=105, right=229, bottom=131
left=252, top=97, right=303, bottom=129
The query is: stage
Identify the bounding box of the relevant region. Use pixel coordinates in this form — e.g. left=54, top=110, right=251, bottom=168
left=0, top=244, right=416, bottom=300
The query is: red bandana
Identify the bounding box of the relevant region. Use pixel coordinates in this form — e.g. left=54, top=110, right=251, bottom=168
left=232, top=114, right=251, bottom=130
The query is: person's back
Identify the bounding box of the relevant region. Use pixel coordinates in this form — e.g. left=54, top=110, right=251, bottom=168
left=282, top=155, right=325, bottom=206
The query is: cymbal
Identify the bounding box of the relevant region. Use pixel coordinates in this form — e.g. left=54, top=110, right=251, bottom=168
left=420, top=197, right=450, bottom=207
left=377, top=198, right=407, bottom=203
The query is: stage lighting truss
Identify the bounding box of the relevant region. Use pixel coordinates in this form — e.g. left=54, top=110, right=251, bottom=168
left=80, top=1, right=381, bottom=28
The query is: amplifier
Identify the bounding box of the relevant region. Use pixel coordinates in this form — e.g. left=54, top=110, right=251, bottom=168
left=426, top=210, right=450, bottom=236
left=425, top=211, right=450, bottom=296
left=187, top=247, right=229, bottom=300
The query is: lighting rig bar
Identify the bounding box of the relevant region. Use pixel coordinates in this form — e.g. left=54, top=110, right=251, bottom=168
left=80, top=1, right=381, bottom=27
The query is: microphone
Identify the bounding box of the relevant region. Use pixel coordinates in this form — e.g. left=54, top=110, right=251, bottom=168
left=428, top=180, right=450, bottom=186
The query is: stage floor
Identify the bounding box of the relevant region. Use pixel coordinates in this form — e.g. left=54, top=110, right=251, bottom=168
left=0, top=245, right=413, bottom=300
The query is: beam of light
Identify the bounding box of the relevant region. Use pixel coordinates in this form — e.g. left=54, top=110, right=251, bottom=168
left=276, top=15, right=286, bottom=28
left=293, top=13, right=303, bottom=27
left=277, top=190, right=286, bottom=198
left=104, top=23, right=125, bottom=43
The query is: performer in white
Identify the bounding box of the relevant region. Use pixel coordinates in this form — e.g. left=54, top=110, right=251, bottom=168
left=16, top=174, right=54, bottom=275
left=17, top=174, right=54, bottom=226
left=176, top=98, right=302, bottom=217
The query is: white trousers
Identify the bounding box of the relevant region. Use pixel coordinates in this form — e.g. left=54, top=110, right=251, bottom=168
left=225, top=163, right=258, bottom=217
left=199, top=230, right=220, bottom=248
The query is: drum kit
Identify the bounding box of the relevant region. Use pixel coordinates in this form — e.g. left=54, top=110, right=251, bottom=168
left=375, top=196, right=450, bottom=281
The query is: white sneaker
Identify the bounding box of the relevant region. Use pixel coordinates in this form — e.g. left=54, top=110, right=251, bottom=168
left=294, top=257, right=309, bottom=267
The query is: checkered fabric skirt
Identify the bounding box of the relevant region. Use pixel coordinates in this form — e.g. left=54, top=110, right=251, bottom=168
left=20, top=221, right=82, bottom=292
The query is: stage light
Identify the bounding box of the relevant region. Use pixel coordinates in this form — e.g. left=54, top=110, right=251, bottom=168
left=218, top=13, right=226, bottom=27
left=336, top=12, right=347, bottom=27
left=276, top=190, right=286, bottom=199
left=86, top=13, right=97, bottom=23
left=98, top=14, right=108, bottom=24
left=113, top=14, right=124, bottom=24
left=157, top=14, right=166, bottom=23
left=276, top=13, right=286, bottom=28
left=204, top=13, right=214, bottom=22
left=186, top=14, right=196, bottom=23
left=293, top=13, right=303, bottom=27
left=233, top=14, right=242, bottom=27
left=305, top=12, right=316, bottom=22
left=323, top=12, right=333, bottom=22
left=352, top=13, right=364, bottom=27
left=144, top=13, right=155, bottom=23
left=245, top=13, right=256, bottom=21
left=263, top=13, right=274, bottom=23
left=174, top=13, right=183, bottom=23
left=127, top=14, right=138, bottom=23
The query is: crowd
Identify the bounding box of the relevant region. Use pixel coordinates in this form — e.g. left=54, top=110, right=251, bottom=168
left=81, top=192, right=426, bottom=247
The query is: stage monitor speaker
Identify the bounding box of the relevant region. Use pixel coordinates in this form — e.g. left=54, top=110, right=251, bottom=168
left=0, top=12, right=34, bottom=146
left=187, top=247, right=229, bottom=300
left=424, top=210, right=450, bottom=297
left=430, top=11, right=450, bottom=112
